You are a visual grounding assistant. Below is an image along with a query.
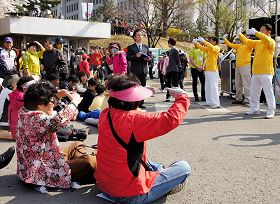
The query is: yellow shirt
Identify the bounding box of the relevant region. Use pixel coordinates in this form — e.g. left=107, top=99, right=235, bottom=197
left=239, top=32, right=275, bottom=75
left=89, top=94, right=105, bottom=111
left=188, top=47, right=205, bottom=68
left=196, top=41, right=220, bottom=72
left=224, top=38, right=253, bottom=67
left=22, top=49, right=45, bottom=76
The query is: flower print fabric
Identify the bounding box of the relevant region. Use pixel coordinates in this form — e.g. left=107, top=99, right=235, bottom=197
left=16, top=106, right=77, bottom=188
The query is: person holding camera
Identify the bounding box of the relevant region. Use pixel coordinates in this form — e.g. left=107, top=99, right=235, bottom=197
left=16, top=81, right=96, bottom=193
left=21, top=41, right=45, bottom=80
left=106, top=42, right=127, bottom=75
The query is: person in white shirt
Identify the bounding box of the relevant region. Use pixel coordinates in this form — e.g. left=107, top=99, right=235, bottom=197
left=0, top=37, right=17, bottom=80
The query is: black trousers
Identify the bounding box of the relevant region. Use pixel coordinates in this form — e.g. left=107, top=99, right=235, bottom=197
left=136, top=73, right=147, bottom=105
left=166, top=71, right=179, bottom=99
left=191, top=68, right=205, bottom=100
left=178, top=68, right=186, bottom=89
left=158, top=70, right=166, bottom=90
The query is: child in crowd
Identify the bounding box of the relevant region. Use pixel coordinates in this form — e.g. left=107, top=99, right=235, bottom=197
left=8, top=76, right=34, bottom=139
left=79, top=53, right=90, bottom=77
left=78, top=78, right=98, bottom=113
left=88, top=84, right=105, bottom=111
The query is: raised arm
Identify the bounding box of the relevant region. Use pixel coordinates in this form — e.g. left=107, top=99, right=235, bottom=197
left=224, top=38, right=239, bottom=50
left=255, top=32, right=275, bottom=50
left=132, top=94, right=190, bottom=142
left=203, top=41, right=219, bottom=54
left=239, top=33, right=258, bottom=48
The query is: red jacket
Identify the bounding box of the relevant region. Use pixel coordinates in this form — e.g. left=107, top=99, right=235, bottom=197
left=89, top=52, right=102, bottom=66
left=94, top=94, right=190, bottom=197
left=79, top=60, right=90, bottom=76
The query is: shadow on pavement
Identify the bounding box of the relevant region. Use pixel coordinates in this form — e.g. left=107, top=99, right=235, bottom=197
left=212, top=133, right=280, bottom=147
left=0, top=174, right=168, bottom=204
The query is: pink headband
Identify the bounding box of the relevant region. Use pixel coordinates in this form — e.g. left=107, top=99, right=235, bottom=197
left=109, top=85, right=153, bottom=102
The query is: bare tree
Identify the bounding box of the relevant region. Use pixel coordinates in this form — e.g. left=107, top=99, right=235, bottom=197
left=127, top=0, right=200, bottom=47
left=94, top=0, right=118, bottom=22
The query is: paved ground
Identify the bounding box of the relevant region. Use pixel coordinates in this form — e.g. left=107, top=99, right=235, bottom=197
left=0, top=79, right=280, bottom=204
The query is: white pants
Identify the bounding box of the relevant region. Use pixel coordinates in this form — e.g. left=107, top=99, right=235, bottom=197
left=235, top=65, right=251, bottom=102
left=205, top=71, right=220, bottom=106
left=250, top=74, right=276, bottom=112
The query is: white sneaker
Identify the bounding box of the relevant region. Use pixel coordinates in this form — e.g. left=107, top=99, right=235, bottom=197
left=265, top=111, right=275, bottom=119
left=71, top=182, right=81, bottom=189
left=35, top=186, right=48, bottom=194
left=210, top=105, right=220, bottom=109
left=245, top=110, right=260, bottom=115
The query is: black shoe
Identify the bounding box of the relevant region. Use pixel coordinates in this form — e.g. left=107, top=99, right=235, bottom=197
left=195, top=98, right=200, bottom=102
left=139, top=105, right=146, bottom=109
left=165, top=98, right=171, bottom=102
left=232, top=100, right=243, bottom=104
left=201, top=98, right=206, bottom=102
left=0, top=147, right=15, bottom=169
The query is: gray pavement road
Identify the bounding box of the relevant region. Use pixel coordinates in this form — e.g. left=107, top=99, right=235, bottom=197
left=0, top=79, right=279, bottom=204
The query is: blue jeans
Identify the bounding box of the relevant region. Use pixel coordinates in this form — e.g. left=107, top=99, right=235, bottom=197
left=104, top=160, right=191, bottom=204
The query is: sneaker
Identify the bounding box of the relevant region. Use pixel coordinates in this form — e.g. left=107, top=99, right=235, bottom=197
left=0, top=147, right=15, bottom=169
left=165, top=97, right=171, bottom=102
left=210, top=105, right=220, bottom=109
left=245, top=110, right=260, bottom=115
left=232, top=100, right=243, bottom=104
left=265, top=111, right=275, bottom=119
left=35, top=186, right=48, bottom=194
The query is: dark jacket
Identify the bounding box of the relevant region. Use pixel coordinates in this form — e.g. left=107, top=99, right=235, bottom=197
left=126, top=43, right=150, bottom=75
left=42, top=48, right=67, bottom=76
left=167, top=47, right=180, bottom=73
left=78, top=89, right=96, bottom=112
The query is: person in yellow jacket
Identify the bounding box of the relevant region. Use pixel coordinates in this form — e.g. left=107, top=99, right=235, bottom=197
left=22, top=41, right=45, bottom=81
left=239, top=24, right=276, bottom=119
left=194, top=36, right=220, bottom=108
left=223, top=31, right=253, bottom=105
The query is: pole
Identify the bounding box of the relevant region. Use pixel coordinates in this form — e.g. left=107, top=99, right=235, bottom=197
left=87, top=0, right=89, bottom=21
left=276, top=0, right=278, bottom=37
left=236, top=0, right=238, bottom=35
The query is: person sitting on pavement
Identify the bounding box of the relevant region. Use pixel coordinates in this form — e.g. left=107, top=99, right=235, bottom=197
left=78, top=78, right=98, bottom=113
left=16, top=81, right=96, bottom=193
left=94, top=74, right=191, bottom=203
left=59, top=75, right=80, bottom=92
left=8, top=76, right=35, bottom=140
left=0, top=147, right=15, bottom=169
left=88, top=84, right=105, bottom=112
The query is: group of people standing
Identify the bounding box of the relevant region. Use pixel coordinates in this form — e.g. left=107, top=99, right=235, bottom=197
left=189, top=23, right=276, bottom=119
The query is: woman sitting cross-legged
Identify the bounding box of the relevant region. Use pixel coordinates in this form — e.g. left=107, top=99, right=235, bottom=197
left=16, top=81, right=96, bottom=193
left=94, top=74, right=191, bottom=203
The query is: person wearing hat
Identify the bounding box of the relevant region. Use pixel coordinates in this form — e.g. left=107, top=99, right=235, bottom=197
left=94, top=74, right=191, bottom=203
left=42, top=38, right=68, bottom=81
left=106, top=42, right=127, bottom=74
left=79, top=53, right=90, bottom=77
left=0, top=74, right=19, bottom=122
left=0, top=37, right=18, bottom=79
left=21, top=41, right=45, bottom=80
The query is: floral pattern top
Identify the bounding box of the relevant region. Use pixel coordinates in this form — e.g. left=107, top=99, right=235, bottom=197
left=16, top=105, right=77, bottom=189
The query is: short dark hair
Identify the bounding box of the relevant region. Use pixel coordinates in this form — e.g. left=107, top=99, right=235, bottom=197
left=209, top=36, right=219, bottom=44
left=242, top=31, right=246, bottom=35
left=133, top=29, right=142, bottom=40
left=17, top=76, right=34, bottom=92
left=168, top=38, right=176, bottom=46
left=96, top=84, right=105, bottom=95
left=262, top=24, right=272, bottom=32
left=24, top=81, right=58, bottom=110
left=107, top=74, right=141, bottom=110
left=67, top=75, right=80, bottom=83
left=88, top=78, right=98, bottom=87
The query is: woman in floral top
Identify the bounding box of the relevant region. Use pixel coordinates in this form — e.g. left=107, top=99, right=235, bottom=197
left=16, top=81, right=96, bottom=192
